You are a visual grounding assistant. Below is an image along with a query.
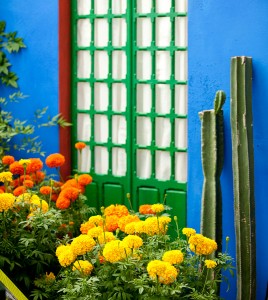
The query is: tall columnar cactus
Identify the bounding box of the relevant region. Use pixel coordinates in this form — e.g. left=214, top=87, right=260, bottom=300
left=231, top=56, right=256, bottom=300
left=199, top=90, right=226, bottom=252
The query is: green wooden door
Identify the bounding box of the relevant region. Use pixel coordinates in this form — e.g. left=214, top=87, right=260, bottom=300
left=71, top=0, right=188, bottom=230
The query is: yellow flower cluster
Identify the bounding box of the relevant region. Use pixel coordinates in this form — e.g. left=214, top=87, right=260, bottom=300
left=0, top=171, right=13, bottom=183
left=56, top=244, right=77, bottom=267
left=30, top=198, right=49, bottom=213
left=124, top=215, right=171, bottom=236
left=182, top=227, right=196, bottom=237
left=189, top=234, right=217, bottom=255
left=122, top=235, right=143, bottom=249
left=0, top=193, right=15, bottom=212
left=162, top=250, right=184, bottom=265
left=151, top=204, right=165, bottom=213
left=72, top=260, right=94, bottom=275
left=147, top=260, right=178, bottom=284
left=71, top=234, right=96, bottom=256
left=103, top=240, right=131, bottom=263
left=97, top=231, right=116, bottom=244
left=204, top=259, right=217, bottom=269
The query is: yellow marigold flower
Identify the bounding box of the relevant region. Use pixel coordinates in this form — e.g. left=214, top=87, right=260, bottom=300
left=118, top=214, right=140, bottom=232
left=134, top=221, right=148, bottom=234
left=30, top=198, right=49, bottom=213
left=162, top=250, right=184, bottom=265
left=89, top=215, right=103, bottom=226
left=0, top=193, right=15, bottom=212
left=0, top=171, right=13, bottom=183
left=71, top=235, right=96, bottom=256
left=189, top=234, right=218, bottom=256
left=97, top=231, right=116, bottom=245
left=104, top=204, right=129, bottom=218
left=45, top=272, right=56, bottom=281
left=151, top=203, right=165, bottom=213
left=16, top=193, right=38, bottom=204
left=72, top=260, right=94, bottom=275
left=58, top=247, right=77, bottom=267
left=182, top=228, right=196, bottom=237
left=125, top=221, right=139, bottom=235
left=87, top=226, right=103, bottom=238
left=123, top=235, right=143, bottom=249
left=204, top=259, right=217, bottom=269
left=19, top=159, right=31, bottom=166
left=144, top=216, right=171, bottom=235
left=56, top=244, right=71, bottom=257
left=147, top=260, right=178, bottom=284
left=103, top=240, right=131, bottom=263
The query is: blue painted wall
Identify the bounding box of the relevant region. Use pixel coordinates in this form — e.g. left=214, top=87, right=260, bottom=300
left=188, top=1, right=268, bottom=299
left=0, top=1, right=59, bottom=162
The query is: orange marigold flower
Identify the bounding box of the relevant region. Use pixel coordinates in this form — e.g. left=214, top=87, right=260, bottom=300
left=40, top=186, right=52, bottom=195
left=26, top=158, right=43, bottom=174
left=104, top=204, right=129, bottom=218
left=45, top=153, right=65, bottom=168
left=105, top=215, right=120, bottom=232
left=19, top=175, right=31, bottom=183
left=51, top=193, right=58, bottom=202
left=56, top=196, right=71, bottom=210
left=9, top=161, right=24, bottom=175
left=0, top=189, right=4, bottom=194
left=77, top=174, right=92, bottom=186
left=75, top=142, right=86, bottom=150
left=2, top=155, right=15, bottom=165
left=11, top=179, right=20, bottom=188
left=139, top=204, right=155, bottom=215
left=61, top=178, right=85, bottom=194
left=23, top=180, right=34, bottom=188
left=60, top=187, right=80, bottom=201
left=118, top=214, right=141, bottom=232
left=80, top=221, right=96, bottom=234
left=31, top=171, right=45, bottom=183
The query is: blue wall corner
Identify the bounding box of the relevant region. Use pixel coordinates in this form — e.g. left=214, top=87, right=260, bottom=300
left=188, top=1, right=268, bottom=299
left=0, top=0, right=59, bottom=165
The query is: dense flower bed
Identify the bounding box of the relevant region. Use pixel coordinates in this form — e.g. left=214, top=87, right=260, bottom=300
left=0, top=152, right=233, bottom=300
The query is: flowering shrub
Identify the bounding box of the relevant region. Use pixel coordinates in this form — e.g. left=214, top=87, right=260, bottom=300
left=0, top=153, right=234, bottom=299
left=0, top=153, right=95, bottom=297
left=32, top=203, right=233, bottom=300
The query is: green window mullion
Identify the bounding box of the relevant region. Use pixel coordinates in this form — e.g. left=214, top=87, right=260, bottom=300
left=151, top=2, right=156, bottom=180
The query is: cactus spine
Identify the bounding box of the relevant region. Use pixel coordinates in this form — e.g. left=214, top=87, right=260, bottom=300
left=199, top=90, right=226, bottom=251
left=231, top=56, right=256, bottom=300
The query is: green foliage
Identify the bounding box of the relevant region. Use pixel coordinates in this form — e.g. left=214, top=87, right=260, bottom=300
left=0, top=21, right=26, bottom=88
left=0, top=21, right=71, bottom=158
